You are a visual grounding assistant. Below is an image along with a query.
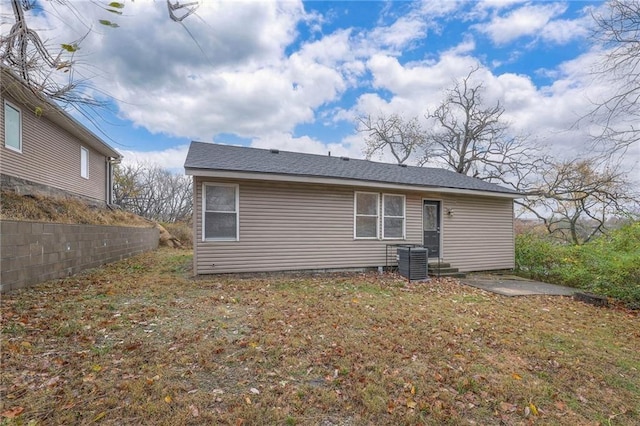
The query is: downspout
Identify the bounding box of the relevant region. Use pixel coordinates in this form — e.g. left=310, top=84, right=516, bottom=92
left=106, top=157, right=121, bottom=205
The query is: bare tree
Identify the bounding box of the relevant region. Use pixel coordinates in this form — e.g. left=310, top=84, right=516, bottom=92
left=357, top=113, right=427, bottom=164
left=518, top=157, right=639, bottom=245
left=356, top=68, right=636, bottom=245
left=1, top=0, right=200, bottom=109
left=0, top=0, right=99, bottom=107
left=590, top=0, right=640, bottom=153
left=113, top=163, right=143, bottom=207
left=424, top=67, right=544, bottom=190
left=356, top=69, right=544, bottom=191
left=114, top=164, right=192, bottom=223
left=354, top=73, right=635, bottom=245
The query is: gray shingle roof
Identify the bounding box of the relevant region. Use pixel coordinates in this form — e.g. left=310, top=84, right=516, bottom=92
left=184, top=141, right=520, bottom=195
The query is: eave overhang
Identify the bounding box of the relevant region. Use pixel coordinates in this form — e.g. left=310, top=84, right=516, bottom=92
left=1, top=66, right=122, bottom=160
left=185, top=167, right=523, bottom=199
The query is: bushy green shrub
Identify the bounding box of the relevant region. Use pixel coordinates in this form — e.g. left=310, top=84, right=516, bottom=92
left=515, top=222, right=640, bottom=307
left=514, top=233, right=563, bottom=280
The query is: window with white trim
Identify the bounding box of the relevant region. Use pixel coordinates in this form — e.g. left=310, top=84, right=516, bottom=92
left=354, top=192, right=379, bottom=239
left=80, top=146, right=89, bottom=179
left=382, top=194, right=405, bottom=239
left=203, top=183, right=239, bottom=241
left=4, top=101, right=22, bottom=152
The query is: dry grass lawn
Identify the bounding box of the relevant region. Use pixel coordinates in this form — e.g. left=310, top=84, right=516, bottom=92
left=0, top=190, right=151, bottom=227
left=1, top=248, right=639, bottom=425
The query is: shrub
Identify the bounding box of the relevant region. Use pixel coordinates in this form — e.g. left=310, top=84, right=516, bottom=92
left=515, top=222, right=640, bottom=307
left=161, top=221, right=193, bottom=248
left=514, top=233, right=563, bottom=281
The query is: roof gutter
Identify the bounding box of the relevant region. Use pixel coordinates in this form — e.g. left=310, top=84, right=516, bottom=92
left=184, top=168, right=523, bottom=199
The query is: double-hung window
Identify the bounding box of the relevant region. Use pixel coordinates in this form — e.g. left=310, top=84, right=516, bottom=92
left=382, top=194, right=405, bottom=239
left=354, top=192, right=379, bottom=239
left=203, top=183, right=239, bottom=241
left=4, top=101, right=22, bottom=152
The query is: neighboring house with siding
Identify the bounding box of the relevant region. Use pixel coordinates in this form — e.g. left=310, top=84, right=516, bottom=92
left=184, top=141, right=521, bottom=275
left=1, top=66, right=121, bottom=204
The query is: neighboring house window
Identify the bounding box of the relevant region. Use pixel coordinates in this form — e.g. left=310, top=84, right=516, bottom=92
left=203, top=183, right=239, bottom=241
left=80, top=147, right=89, bottom=179
left=4, top=101, right=21, bottom=152
left=382, top=194, right=405, bottom=239
left=354, top=192, right=379, bottom=239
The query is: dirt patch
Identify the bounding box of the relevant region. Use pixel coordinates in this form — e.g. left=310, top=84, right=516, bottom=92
left=1, top=249, right=639, bottom=425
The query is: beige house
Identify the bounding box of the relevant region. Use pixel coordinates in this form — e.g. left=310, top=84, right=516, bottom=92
left=185, top=142, right=521, bottom=275
left=1, top=66, right=121, bottom=204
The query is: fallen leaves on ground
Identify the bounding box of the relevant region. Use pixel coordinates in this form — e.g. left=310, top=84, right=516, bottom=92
left=1, top=248, right=639, bottom=425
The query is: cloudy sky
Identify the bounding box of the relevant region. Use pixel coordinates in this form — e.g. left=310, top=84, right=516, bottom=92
left=5, top=0, right=637, bottom=171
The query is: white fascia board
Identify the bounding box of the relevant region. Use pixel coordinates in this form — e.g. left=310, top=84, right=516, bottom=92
left=185, top=168, right=522, bottom=199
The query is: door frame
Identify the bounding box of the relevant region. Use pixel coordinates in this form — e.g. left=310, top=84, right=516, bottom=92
left=422, top=198, right=443, bottom=259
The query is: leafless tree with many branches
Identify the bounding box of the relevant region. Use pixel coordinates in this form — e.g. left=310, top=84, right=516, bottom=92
left=360, top=68, right=544, bottom=193
left=519, top=157, right=639, bottom=244
left=357, top=113, right=427, bottom=164
left=424, top=67, right=544, bottom=191
left=590, top=0, right=640, bottom=154
left=0, top=0, right=200, bottom=109
left=113, top=163, right=192, bottom=223
left=356, top=66, right=637, bottom=244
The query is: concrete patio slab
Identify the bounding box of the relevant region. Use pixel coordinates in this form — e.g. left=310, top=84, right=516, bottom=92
left=460, top=274, right=577, bottom=297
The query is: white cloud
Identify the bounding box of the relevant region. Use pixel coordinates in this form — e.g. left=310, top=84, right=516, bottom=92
left=479, top=0, right=526, bottom=8
left=352, top=0, right=463, bottom=57
left=366, top=53, right=481, bottom=103
left=541, top=17, right=590, bottom=44
left=443, top=36, right=477, bottom=56
left=476, top=3, right=568, bottom=45
left=15, top=0, right=322, bottom=139
left=4, top=0, right=470, bottom=149
left=466, top=0, right=526, bottom=21
left=367, top=14, right=429, bottom=51
left=349, top=43, right=634, bottom=162
left=59, top=0, right=469, bottom=145
left=5, top=0, right=632, bottom=175
left=416, top=0, right=466, bottom=16
left=120, top=144, right=190, bottom=171
left=119, top=132, right=364, bottom=173
left=250, top=133, right=351, bottom=157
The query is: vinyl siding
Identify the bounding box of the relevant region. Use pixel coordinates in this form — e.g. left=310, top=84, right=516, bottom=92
left=0, top=93, right=106, bottom=201
left=440, top=194, right=515, bottom=271
left=194, top=177, right=515, bottom=274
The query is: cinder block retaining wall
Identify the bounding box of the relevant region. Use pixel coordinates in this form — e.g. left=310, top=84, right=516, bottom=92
left=0, top=221, right=159, bottom=292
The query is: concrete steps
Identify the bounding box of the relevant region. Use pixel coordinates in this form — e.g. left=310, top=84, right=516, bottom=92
left=428, top=261, right=466, bottom=278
